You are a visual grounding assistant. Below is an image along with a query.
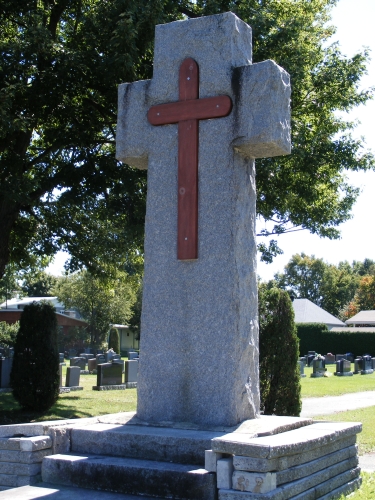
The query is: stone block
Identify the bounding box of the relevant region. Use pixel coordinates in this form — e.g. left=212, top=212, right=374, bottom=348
left=66, top=366, right=80, bottom=388
left=0, top=438, right=21, bottom=451
left=232, top=435, right=357, bottom=473
left=19, top=436, right=52, bottom=452
left=0, top=462, right=41, bottom=476
left=232, top=471, right=276, bottom=493
left=217, top=458, right=234, bottom=489
left=205, top=450, right=223, bottom=472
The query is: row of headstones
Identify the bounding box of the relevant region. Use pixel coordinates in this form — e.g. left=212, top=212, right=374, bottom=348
left=59, top=359, right=139, bottom=390
left=298, top=353, right=375, bottom=378
left=303, top=351, right=355, bottom=367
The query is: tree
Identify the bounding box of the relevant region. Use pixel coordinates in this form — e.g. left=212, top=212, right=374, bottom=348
left=21, top=270, right=57, bottom=297
left=275, top=253, right=361, bottom=317
left=258, top=284, right=301, bottom=416
left=54, top=270, right=136, bottom=346
left=340, top=273, right=375, bottom=320
left=10, top=301, right=59, bottom=411
left=1, top=0, right=373, bottom=278
left=0, top=321, right=19, bottom=348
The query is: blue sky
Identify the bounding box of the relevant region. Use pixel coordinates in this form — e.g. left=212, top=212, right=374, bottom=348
left=47, top=0, right=375, bottom=277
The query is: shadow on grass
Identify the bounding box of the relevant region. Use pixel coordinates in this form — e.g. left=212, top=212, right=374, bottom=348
left=0, top=391, right=93, bottom=425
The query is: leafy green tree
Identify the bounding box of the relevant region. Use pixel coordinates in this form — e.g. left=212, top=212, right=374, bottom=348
left=275, top=253, right=360, bottom=316
left=10, top=301, right=59, bottom=411
left=259, top=284, right=301, bottom=416
left=54, top=270, right=136, bottom=346
left=340, top=273, right=375, bottom=320
left=21, top=271, right=57, bottom=297
left=0, top=321, right=19, bottom=348
left=1, top=0, right=373, bottom=278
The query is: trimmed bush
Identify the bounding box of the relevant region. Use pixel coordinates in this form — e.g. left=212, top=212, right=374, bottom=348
left=108, top=327, right=120, bottom=353
left=10, top=301, right=59, bottom=411
left=296, top=323, right=328, bottom=355
left=297, top=324, right=375, bottom=357
left=259, top=286, right=301, bottom=417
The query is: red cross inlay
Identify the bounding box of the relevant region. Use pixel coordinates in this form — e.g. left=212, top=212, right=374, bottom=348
left=147, top=58, right=232, bottom=260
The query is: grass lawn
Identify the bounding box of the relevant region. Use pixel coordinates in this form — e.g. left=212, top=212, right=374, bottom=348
left=301, top=363, right=375, bottom=398
left=0, top=365, right=137, bottom=426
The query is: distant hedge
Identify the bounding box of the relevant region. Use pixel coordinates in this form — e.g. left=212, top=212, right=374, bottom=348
left=297, top=323, right=375, bottom=357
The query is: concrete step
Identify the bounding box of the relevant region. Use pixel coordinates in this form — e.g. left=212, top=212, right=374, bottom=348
left=0, top=483, right=158, bottom=499
left=42, top=453, right=217, bottom=500
left=70, top=422, right=224, bottom=465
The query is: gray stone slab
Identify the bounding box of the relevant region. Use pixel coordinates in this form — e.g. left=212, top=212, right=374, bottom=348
left=212, top=422, right=361, bottom=458
left=0, top=483, right=155, bottom=499
left=19, top=436, right=52, bottom=452
left=218, top=463, right=360, bottom=499
left=233, top=435, right=357, bottom=473
left=0, top=448, right=51, bottom=463
left=66, top=366, right=80, bottom=387
left=117, top=12, right=290, bottom=427
left=0, top=438, right=21, bottom=451
left=70, top=422, right=225, bottom=465
left=92, top=385, right=126, bottom=391
left=276, top=445, right=357, bottom=485
left=0, top=462, right=41, bottom=476
left=42, top=453, right=217, bottom=500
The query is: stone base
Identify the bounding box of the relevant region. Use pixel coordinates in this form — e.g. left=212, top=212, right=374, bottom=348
left=211, top=419, right=362, bottom=500
left=59, top=388, right=70, bottom=394
left=361, top=369, right=374, bottom=375
left=334, top=372, right=353, bottom=376
left=92, top=385, right=127, bottom=391
left=310, top=372, right=325, bottom=378
left=125, top=382, right=137, bottom=388
left=67, top=386, right=83, bottom=391
left=80, top=370, right=90, bottom=375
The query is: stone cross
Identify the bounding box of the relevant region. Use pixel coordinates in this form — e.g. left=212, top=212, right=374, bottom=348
left=117, top=12, right=290, bottom=427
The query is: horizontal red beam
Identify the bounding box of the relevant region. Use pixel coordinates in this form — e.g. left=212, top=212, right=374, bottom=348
left=148, top=95, right=232, bottom=126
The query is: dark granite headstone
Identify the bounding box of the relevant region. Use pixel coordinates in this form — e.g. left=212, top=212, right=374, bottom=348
left=125, top=360, right=139, bottom=384
left=297, top=360, right=306, bottom=378
left=129, top=352, right=139, bottom=360
left=311, top=357, right=325, bottom=378
left=354, top=357, right=362, bottom=374
left=97, top=362, right=123, bottom=386
left=0, top=358, right=13, bottom=388
left=70, top=357, right=86, bottom=370
left=88, top=358, right=97, bottom=372
left=335, top=359, right=353, bottom=377
left=96, top=354, right=106, bottom=365
left=66, top=366, right=81, bottom=387
left=59, top=353, right=64, bottom=363
left=325, top=353, right=335, bottom=364
left=361, top=355, right=373, bottom=375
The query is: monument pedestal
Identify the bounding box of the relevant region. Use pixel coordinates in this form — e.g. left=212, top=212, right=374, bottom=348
left=0, top=412, right=362, bottom=499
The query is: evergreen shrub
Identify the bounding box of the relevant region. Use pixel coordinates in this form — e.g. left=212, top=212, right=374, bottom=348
left=108, top=327, right=120, bottom=353
left=296, top=323, right=328, bottom=355
left=297, top=324, right=375, bottom=357
left=259, top=286, right=301, bottom=416
left=10, top=301, right=59, bottom=411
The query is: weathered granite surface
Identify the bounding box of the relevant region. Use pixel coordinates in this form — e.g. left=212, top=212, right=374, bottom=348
left=116, top=12, right=291, bottom=427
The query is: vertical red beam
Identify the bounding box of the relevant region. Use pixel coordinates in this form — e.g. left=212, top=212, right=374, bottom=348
left=178, top=58, right=199, bottom=260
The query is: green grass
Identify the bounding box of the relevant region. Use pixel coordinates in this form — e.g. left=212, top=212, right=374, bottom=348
left=0, top=366, right=137, bottom=426
left=301, top=364, right=375, bottom=398
left=338, top=472, right=375, bottom=499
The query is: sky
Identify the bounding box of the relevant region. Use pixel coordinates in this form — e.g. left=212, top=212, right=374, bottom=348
left=47, top=0, right=375, bottom=277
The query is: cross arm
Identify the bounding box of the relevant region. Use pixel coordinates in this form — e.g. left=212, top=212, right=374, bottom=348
left=232, top=60, right=291, bottom=158
left=116, top=79, right=153, bottom=169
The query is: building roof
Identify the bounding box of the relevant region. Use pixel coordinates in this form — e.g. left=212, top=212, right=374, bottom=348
left=293, top=298, right=345, bottom=326
left=0, top=296, right=64, bottom=310
left=346, top=311, right=375, bottom=325
left=331, top=327, right=375, bottom=333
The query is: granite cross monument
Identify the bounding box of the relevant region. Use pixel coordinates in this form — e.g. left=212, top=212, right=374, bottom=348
left=117, top=12, right=291, bottom=426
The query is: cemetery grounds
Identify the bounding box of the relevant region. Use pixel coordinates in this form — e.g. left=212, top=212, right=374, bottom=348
left=0, top=362, right=375, bottom=497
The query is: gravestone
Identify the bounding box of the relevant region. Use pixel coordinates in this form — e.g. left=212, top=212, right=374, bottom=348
left=66, top=366, right=81, bottom=388
left=88, top=358, right=97, bottom=372
left=354, top=357, right=362, bottom=374
left=372, top=357, right=375, bottom=369
left=93, top=362, right=126, bottom=390
left=59, top=353, right=64, bottom=363
left=297, top=360, right=306, bottom=378
left=125, top=360, right=139, bottom=388
left=361, top=355, right=373, bottom=375
left=128, top=352, right=139, bottom=360
left=310, top=357, right=325, bottom=378
left=105, top=349, right=116, bottom=362
left=70, top=357, right=86, bottom=370
left=0, top=357, right=13, bottom=388
left=96, top=354, right=106, bottom=365
left=325, top=353, right=335, bottom=364
left=117, top=11, right=290, bottom=427
left=334, top=359, right=353, bottom=377
left=335, top=354, right=345, bottom=362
